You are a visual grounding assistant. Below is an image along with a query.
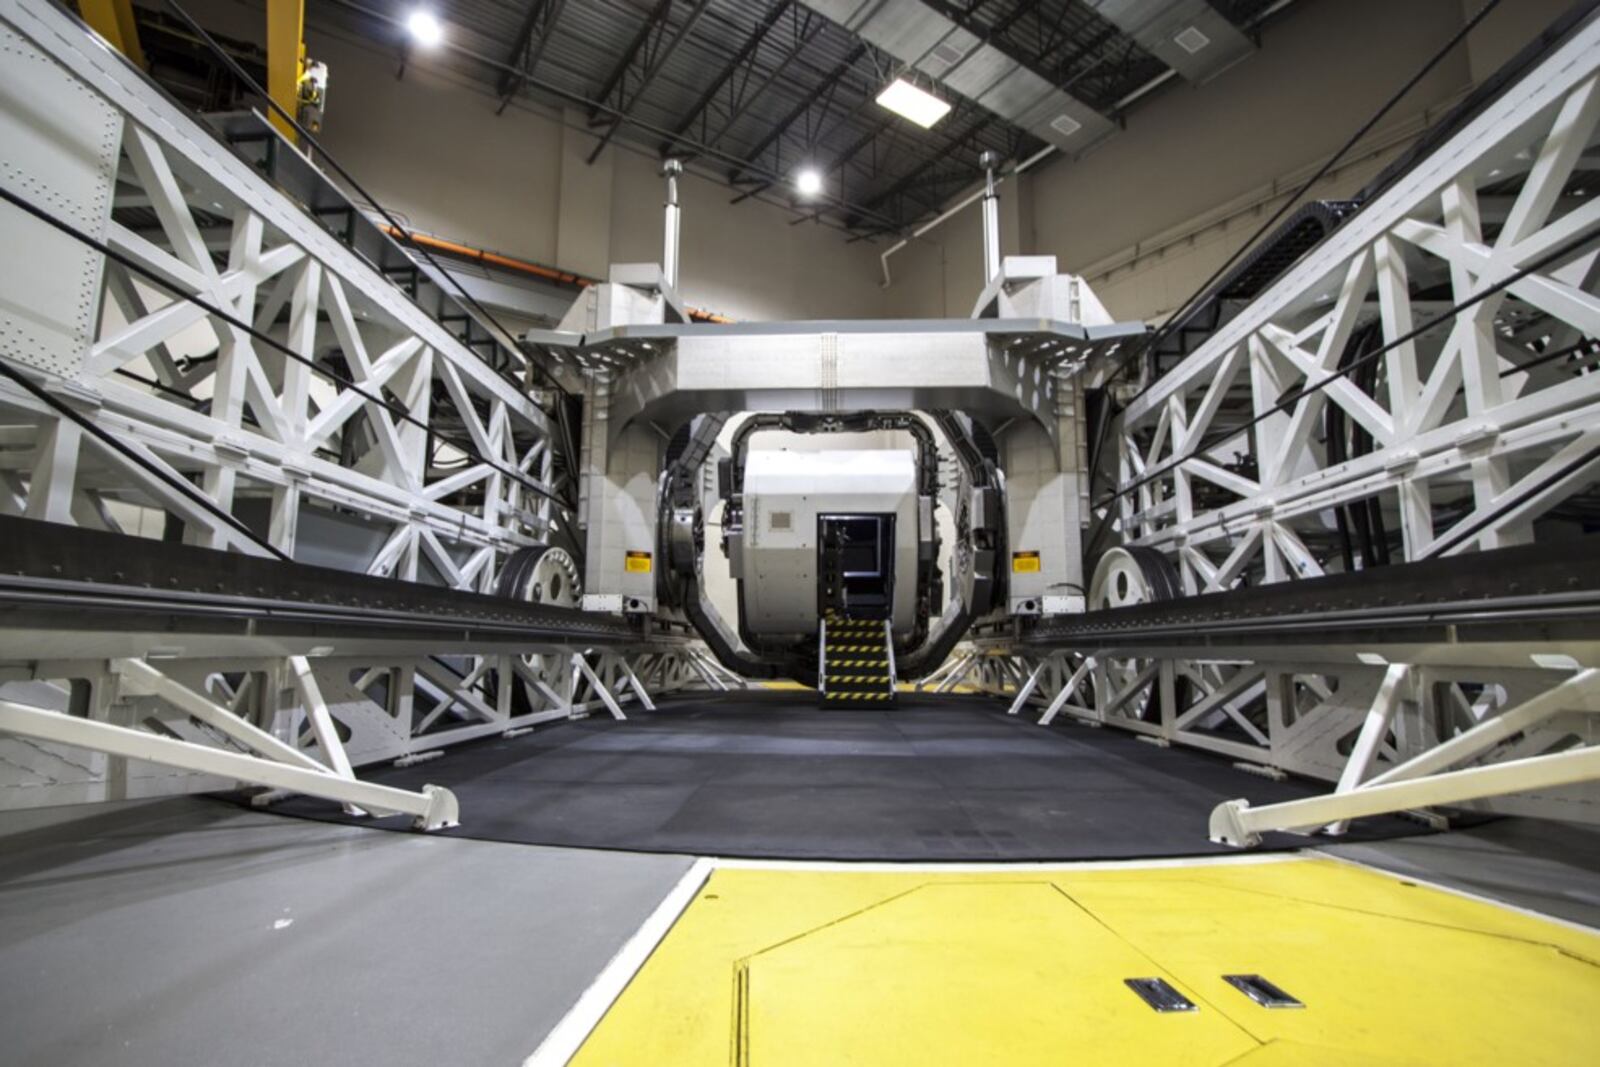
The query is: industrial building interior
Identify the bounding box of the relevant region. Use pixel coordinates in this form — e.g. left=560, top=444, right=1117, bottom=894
left=2, top=0, right=1599, bottom=1062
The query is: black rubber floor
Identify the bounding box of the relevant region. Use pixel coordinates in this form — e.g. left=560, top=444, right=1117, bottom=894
left=274, top=691, right=1428, bottom=860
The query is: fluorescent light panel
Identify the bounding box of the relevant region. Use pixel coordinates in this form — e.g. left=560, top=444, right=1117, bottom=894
left=875, top=78, right=952, bottom=129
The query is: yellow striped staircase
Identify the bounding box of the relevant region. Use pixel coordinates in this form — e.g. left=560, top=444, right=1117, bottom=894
left=820, top=614, right=895, bottom=707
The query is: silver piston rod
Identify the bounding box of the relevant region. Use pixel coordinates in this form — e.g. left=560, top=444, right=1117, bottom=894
left=662, top=158, right=683, bottom=290
left=979, top=150, right=1000, bottom=284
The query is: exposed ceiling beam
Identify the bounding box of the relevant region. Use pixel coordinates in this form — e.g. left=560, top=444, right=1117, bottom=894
left=859, top=107, right=992, bottom=211
left=322, top=0, right=918, bottom=234
left=729, top=116, right=949, bottom=225
left=586, top=0, right=716, bottom=164
left=494, top=0, right=566, bottom=116
left=727, top=42, right=866, bottom=182
left=687, top=9, right=829, bottom=161
left=658, top=0, right=792, bottom=156
left=923, top=0, right=1114, bottom=103
left=587, top=0, right=675, bottom=120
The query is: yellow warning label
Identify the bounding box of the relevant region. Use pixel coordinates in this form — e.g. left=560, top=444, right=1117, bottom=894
left=1012, top=550, right=1041, bottom=573
left=625, top=550, right=653, bottom=574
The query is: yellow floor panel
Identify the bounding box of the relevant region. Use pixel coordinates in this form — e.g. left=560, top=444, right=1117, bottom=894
left=756, top=681, right=980, bottom=694
left=571, top=857, right=1600, bottom=1066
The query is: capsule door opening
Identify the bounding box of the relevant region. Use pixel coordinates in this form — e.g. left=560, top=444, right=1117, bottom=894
left=818, top=513, right=895, bottom=621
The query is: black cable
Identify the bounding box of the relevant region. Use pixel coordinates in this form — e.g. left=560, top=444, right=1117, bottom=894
left=1094, top=221, right=1600, bottom=513
left=1132, top=0, right=1505, bottom=382
left=1422, top=443, right=1600, bottom=558
left=0, top=356, right=290, bottom=561
left=1358, top=347, right=1391, bottom=565
left=158, top=0, right=571, bottom=401
left=114, top=367, right=205, bottom=407
left=1499, top=335, right=1600, bottom=378
left=0, top=182, right=567, bottom=512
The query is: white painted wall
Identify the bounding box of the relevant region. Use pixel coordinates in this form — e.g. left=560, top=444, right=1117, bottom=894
left=188, top=0, right=889, bottom=322
left=882, top=172, right=1026, bottom=319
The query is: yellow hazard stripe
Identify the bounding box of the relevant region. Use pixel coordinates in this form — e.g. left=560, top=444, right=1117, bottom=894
left=822, top=691, right=893, bottom=701
left=826, top=659, right=888, bottom=667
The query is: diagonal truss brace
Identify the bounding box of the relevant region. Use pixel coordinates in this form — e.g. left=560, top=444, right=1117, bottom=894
left=1210, top=669, right=1600, bottom=846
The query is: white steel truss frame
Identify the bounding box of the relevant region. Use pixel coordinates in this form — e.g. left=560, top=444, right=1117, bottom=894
left=960, top=639, right=1600, bottom=840
left=1103, top=18, right=1600, bottom=586
left=950, top=12, right=1600, bottom=843
left=1208, top=666, right=1600, bottom=845
left=0, top=646, right=710, bottom=813
left=0, top=2, right=725, bottom=819
left=0, top=0, right=558, bottom=574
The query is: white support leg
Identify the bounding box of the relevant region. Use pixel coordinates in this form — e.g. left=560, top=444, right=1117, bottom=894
left=23, top=416, right=82, bottom=524
left=1039, top=657, right=1094, bottom=727
left=1211, top=744, right=1600, bottom=848
left=1211, top=668, right=1600, bottom=846
left=915, top=651, right=961, bottom=692
left=287, top=656, right=355, bottom=778
left=685, top=650, right=729, bottom=692
left=573, top=654, right=626, bottom=720
left=617, top=658, right=656, bottom=712
left=934, top=652, right=979, bottom=694
left=112, top=658, right=330, bottom=775
left=0, top=698, right=459, bottom=830
left=1006, top=658, right=1051, bottom=715
left=1324, top=662, right=1413, bottom=835
left=1363, top=668, right=1600, bottom=789
left=697, top=650, right=747, bottom=690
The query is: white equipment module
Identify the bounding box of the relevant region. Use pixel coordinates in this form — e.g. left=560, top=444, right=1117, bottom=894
left=736, top=448, right=920, bottom=641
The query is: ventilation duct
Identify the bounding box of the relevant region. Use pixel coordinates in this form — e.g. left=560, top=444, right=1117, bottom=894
left=1084, top=0, right=1255, bottom=85
left=798, top=0, right=1117, bottom=154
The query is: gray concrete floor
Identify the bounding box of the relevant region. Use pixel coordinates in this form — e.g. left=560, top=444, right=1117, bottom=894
left=3, top=798, right=1596, bottom=1067
left=0, top=797, right=695, bottom=1067
left=1323, top=817, right=1600, bottom=928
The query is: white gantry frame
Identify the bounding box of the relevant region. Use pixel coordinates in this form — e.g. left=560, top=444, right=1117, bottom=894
left=1105, top=22, right=1600, bottom=580
left=971, top=16, right=1600, bottom=841
left=0, top=0, right=559, bottom=573
left=968, top=643, right=1600, bottom=838
left=0, top=1, right=719, bottom=821
left=1209, top=667, right=1600, bottom=845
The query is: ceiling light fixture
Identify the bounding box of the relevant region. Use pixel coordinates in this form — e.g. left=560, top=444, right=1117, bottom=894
left=875, top=78, right=952, bottom=129
left=794, top=167, right=824, bottom=198
left=406, top=9, right=444, bottom=47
